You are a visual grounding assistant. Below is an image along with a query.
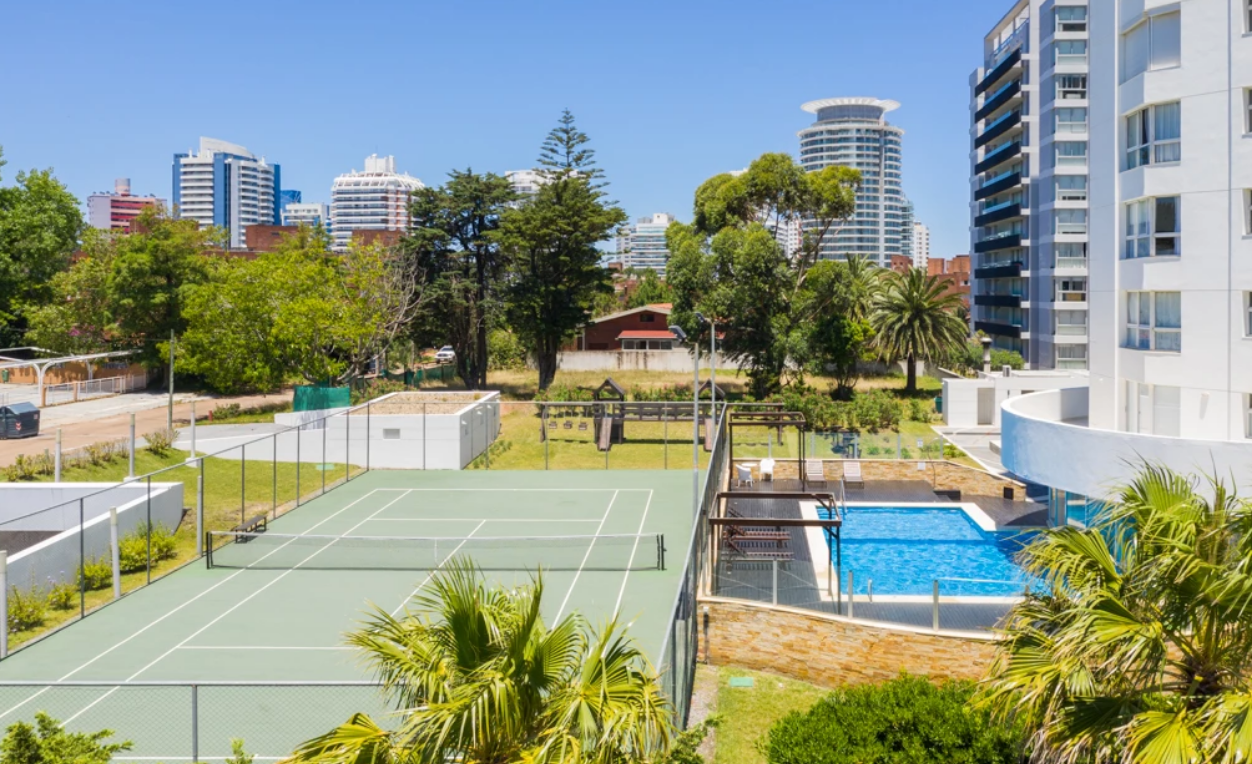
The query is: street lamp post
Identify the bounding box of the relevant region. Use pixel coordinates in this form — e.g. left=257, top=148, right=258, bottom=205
left=696, top=312, right=715, bottom=424
left=671, top=325, right=699, bottom=518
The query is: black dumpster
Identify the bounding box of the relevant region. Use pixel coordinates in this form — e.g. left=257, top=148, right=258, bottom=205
left=0, top=402, right=40, bottom=439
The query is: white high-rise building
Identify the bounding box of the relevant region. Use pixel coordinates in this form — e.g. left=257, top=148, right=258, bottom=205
left=970, top=1, right=1091, bottom=370
left=911, top=222, right=931, bottom=269
left=617, top=213, right=676, bottom=277
left=996, top=0, right=1252, bottom=519
left=172, top=138, right=280, bottom=249
left=505, top=169, right=544, bottom=197
left=282, top=201, right=331, bottom=231
left=329, top=155, right=423, bottom=252
left=797, top=97, right=907, bottom=265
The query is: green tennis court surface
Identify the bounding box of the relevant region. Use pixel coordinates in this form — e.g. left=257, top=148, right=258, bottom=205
left=0, top=470, right=696, bottom=761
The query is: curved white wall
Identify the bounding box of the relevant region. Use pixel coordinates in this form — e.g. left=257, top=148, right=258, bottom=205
left=1001, top=388, right=1252, bottom=498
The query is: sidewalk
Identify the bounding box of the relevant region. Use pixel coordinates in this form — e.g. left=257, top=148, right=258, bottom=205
left=0, top=391, right=289, bottom=468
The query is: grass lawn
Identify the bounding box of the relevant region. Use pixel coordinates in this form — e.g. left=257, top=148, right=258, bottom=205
left=6, top=448, right=353, bottom=649
left=713, top=667, right=829, bottom=764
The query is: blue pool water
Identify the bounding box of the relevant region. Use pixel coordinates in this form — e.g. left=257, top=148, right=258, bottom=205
left=825, top=506, right=1040, bottom=597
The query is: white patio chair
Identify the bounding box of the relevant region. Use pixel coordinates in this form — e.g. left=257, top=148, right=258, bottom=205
left=759, top=458, right=776, bottom=482
left=735, top=464, right=755, bottom=488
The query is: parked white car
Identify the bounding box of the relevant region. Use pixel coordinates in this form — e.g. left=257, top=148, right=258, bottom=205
left=434, top=346, right=456, bottom=363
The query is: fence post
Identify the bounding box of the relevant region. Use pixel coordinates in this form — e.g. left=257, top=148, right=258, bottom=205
left=932, top=580, right=940, bottom=632
left=241, top=444, right=247, bottom=525
left=847, top=570, right=854, bottom=619
left=79, top=499, right=85, bottom=617
left=128, top=413, right=136, bottom=478
left=664, top=412, right=668, bottom=469
left=54, top=429, right=62, bottom=481
left=191, top=684, right=199, bottom=764
left=422, top=402, right=427, bottom=471
left=346, top=402, right=351, bottom=482
left=296, top=427, right=301, bottom=506
left=189, top=401, right=196, bottom=459
left=366, top=399, right=371, bottom=472
left=897, top=432, right=902, bottom=459
left=109, top=507, right=121, bottom=599
left=196, top=463, right=205, bottom=557
left=322, top=418, right=327, bottom=494
left=771, top=559, right=778, bottom=605
left=0, top=550, right=7, bottom=659
left=272, top=431, right=278, bottom=519
left=543, top=406, right=549, bottom=471
left=146, top=476, right=152, bottom=584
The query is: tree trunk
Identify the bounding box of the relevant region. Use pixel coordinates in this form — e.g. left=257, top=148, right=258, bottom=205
left=906, top=353, right=917, bottom=393
left=536, top=336, right=559, bottom=392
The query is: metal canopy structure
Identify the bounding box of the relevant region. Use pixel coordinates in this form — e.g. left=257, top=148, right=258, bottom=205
left=0, top=347, right=140, bottom=406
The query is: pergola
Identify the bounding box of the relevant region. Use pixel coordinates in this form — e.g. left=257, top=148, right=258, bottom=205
left=0, top=347, right=139, bottom=406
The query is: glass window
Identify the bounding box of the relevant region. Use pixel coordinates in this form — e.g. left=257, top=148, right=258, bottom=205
left=1056, top=141, right=1088, bottom=166
left=1246, top=292, right=1252, bottom=336
left=1056, top=6, right=1087, bottom=32
left=1125, top=291, right=1182, bottom=351
left=1123, top=22, right=1150, bottom=81
left=1057, top=74, right=1087, bottom=100
left=1246, top=394, right=1252, bottom=439
left=1150, top=12, right=1181, bottom=69
left=1154, top=197, right=1180, bottom=256
left=1124, top=197, right=1180, bottom=258
left=1055, top=107, right=1087, bottom=134
left=1056, top=175, right=1088, bottom=201
left=1056, top=208, right=1087, bottom=234
left=1125, top=102, right=1181, bottom=169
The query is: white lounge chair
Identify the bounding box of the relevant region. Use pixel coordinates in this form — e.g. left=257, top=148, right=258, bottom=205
left=735, top=464, right=755, bottom=488
left=843, top=460, right=865, bottom=489
left=804, top=459, right=826, bottom=486
left=759, top=457, right=776, bottom=482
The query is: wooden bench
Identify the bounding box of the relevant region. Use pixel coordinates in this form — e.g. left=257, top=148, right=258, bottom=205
left=232, top=514, right=268, bottom=542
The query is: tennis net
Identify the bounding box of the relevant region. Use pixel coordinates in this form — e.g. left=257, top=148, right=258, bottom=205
left=205, top=531, right=667, bottom=572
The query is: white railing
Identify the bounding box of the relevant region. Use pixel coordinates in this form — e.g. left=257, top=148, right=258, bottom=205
left=1056, top=222, right=1088, bottom=235
left=1055, top=53, right=1087, bottom=66
left=1055, top=324, right=1087, bottom=336
left=1055, top=256, right=1088, bottom=269
left=42, top=372, right=149, bottom=407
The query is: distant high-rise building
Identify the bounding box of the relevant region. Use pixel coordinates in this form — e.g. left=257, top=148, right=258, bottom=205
left=87, top=178, right=165, bottom=232
left=283, top=201, right=331, bottom=232
left=617, top=213, right=676, bottom=277
left=505, top=169, right=544, bottom=197
left=172, top=138, right=281, bottom=249
left=797, top=97, right=907, bottom=265
left=279, top=189, right=302, bottom=209
left=911, top=222, right=931, bottom=269
left=329, top=155, right=423, bottom=252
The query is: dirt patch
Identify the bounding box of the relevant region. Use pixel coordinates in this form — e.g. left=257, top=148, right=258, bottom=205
left=354, top=392, right=492, bottom=416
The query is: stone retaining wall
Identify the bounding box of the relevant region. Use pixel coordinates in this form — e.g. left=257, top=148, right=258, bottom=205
left=698, top=597, right=997, bottom=688
left=734, top=459, right=1025, bottom=500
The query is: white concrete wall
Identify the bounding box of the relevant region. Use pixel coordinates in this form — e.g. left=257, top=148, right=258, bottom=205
left=3, top=482, right=183, bottom=590
left=554, top=350, right=736, bottom=373
left=943, top=373, right=1089, bottom=428
left=0, top=483, right=182, bottom=531
left=274, top=407, right=349, bottom=429
left=1002, top=388, right=1252, bottom=499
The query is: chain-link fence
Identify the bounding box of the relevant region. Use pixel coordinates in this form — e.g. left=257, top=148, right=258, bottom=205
left=0, top=682, right=391, bottom=762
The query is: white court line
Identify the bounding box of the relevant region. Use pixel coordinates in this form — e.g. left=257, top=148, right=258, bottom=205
left=613, top=490, right=655, bottom=616
left=59, top=490, right=414, bottom=726
left=366, top=518, right=601, bottom=522
left=388, top=520, right=488, bottom=616
left=0, top=487, right=395, bottom=724
left=176, top=641, right=353, bottom=646
left=368, top=488, right=653, bottom=492
left=554, top=490, right=619, bottom=622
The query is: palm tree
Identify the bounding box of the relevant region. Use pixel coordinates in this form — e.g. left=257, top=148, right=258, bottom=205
left=869, top=268, right=967, bottom=392
left=981, top=465, right=1252, bottom=764
left=284, top=559, right=675, bottom=764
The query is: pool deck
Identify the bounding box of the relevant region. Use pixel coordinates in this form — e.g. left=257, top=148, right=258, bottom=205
left=716, top=479, right=1045, bottom=632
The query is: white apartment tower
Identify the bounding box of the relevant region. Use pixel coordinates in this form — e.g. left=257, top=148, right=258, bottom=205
left=911, top=221, right=931, bottom=269
left=797, top=98, right=907, bottom=265
left=617, top=213, right=676, bottom=277
left=970, top=1, right=1090, bottom=370
left=330, top=155, right=423, bottom=252
left=282, top=201, right=331, bottom=231
left=172, top=138, right=281, bottom=249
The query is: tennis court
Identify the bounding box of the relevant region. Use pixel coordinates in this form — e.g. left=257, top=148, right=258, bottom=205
left=0, top=469, right=696, bottom=761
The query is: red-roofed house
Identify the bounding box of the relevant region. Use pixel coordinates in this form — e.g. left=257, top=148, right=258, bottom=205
left=571, top=304, right=676, bottom=351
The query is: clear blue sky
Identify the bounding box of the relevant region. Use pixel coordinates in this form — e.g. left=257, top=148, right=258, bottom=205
left=1, top=0, right=1011, bottom=258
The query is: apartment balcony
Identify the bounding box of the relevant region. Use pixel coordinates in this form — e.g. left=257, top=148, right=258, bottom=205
left=974, top=261, right=1023, bottom=279
left=1055, top=292, right=1087, bottom=305
left=974, top=294, right=1022, bottom=308
left=1054, top=223, right=1088, bottom=236
left=1054, top=52, right=1088, bottom=67
left=974, top=171, right=1024, bottom=201
left=975, top=111, right=1023, bottom=149
left=975, top=80, right=1023, bottom=122
left=975, top=47, right=1023, bottom=96
left=973, top=232, right=1023, bottom=253
left=975, top=320, right=1023, bottom=339
left=974, top=141, right=1022, bottom=175
left=975, top=202, right=1024, bottom=228
left=1054, top=324, right=1088, bottom=337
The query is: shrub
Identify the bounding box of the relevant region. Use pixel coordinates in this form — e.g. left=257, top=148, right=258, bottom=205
left=6, top=586, right=46, bottom=633
left=905, top=398, right=932, bottom=423
left=225, top=739, right=254, bottom=764
left=45, top=581, right=75, bottom=611
left=143, top=428, right=178, bottom=456
left=487, top=329, right=528, bottom=371
left=544, top=382, right=594, bottom=402
left=0, top=711, right=131, bottom=764
left=468, top=439, right=513, bottom=470
left=943, top=443, right=963, bottom=459
left=212, top=402, right=243, bottom=419
left=78, top=558, right=112, bottom=591
left=117, top=524, right=178, bottom=573
left=762, top=674, right=1023, bottom=764
left=630, top=384, right=693, bottom=402
left=900, top=447, right=912, bottom=459
left=351, top=378, right=408, bottom=404
left=661, top=716, right=718, bottom=764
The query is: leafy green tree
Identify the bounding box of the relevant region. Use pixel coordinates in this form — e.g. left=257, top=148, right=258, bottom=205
left=625, top=269, right=673, bottom=309
left=0, top=165, right=83, bottom=332
left=286, top=559, right=674, bottom=764
left=667, top=153, right=861, bottom=398
left=982, top=465, right=1252, bottom=764
left=764, top=675, right=1022, bottom=764
left=24, top=229, right=119, bottom=354
left=800, top=256, right=880, bottom=398
left=0, top=712, right=131, bottom=764
left=500, top=111, right=626, bottom=390
left=869, top=268, right=968, bottom=393
left=405, top=170, right=516, bottom=388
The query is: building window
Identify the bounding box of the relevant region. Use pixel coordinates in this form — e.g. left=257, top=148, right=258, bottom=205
left=639, top=313, right=656, bottom=323
left=1056, top=175, right=1088, bottom=201
left=1057, top=278, right=1087, bottom=302
left=1125, top=291, right=1181, bottom=351
left=1057, top=74, right=1087, bottom=100
left=1056, top=141, right=1088, bottom=167
left=1245, top=292, right=1252, bottom=336
left=1055, top=39, right=1088, bottom=65
left=1246, top=394, right=1252, bottom=439
left=1055, top=208, right=1087, bottom=235
left=1055, top=242, right=1087, bottom=267
left=1124, top=197, right=1181, bottom=258
left=1055, top=107, right=1087, bottom=134
left=1246, top=90, right=1252, bottom=134
left=1126, top=102, right=1181, bottom=169
left=1056, top=6, right=1087, bottom=33
left=1122, top=12, right=1182, bottom=81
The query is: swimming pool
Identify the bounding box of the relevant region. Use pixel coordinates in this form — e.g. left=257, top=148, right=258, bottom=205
left=823, top=505, right=1040, bottom=597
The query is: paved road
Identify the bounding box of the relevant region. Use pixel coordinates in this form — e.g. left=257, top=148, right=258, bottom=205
left=0, top=392, right=289, bottom=467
